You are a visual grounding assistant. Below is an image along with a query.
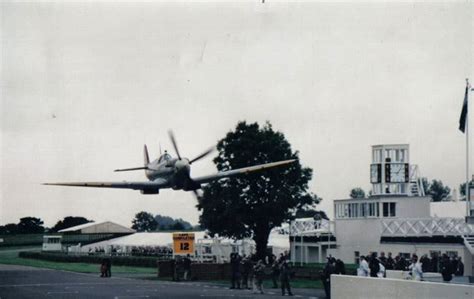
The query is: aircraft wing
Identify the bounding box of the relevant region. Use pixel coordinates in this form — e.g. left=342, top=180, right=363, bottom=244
left=43, top=179, right=169, bottom=191
left=192, top=159, right=296, bottom=185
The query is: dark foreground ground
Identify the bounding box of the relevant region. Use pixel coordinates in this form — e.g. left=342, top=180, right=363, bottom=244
left=0, top=264, right=325, bottom=299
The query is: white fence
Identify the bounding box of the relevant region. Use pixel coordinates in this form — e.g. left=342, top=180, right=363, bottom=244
left=381, top=218, right=474, bottom=236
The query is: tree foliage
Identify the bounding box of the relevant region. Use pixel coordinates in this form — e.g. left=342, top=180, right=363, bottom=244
left=132, top=212, right=158, bottom=232
left=51, top=216, right=93, bottom=232
left=197, top=121, right=318, bottom=259
left=459, top=180, right=474, bottom=199
left=0, top=218, right=44, bottom=235
left=155, top=214, right=193, bottom=230
left=0, top=223, right=19, bottom=234
left=349, top=188, right=366, bottom=199
left=17, top=217, right=44, bottom=234
left=425, top=179, right=451, bottom=202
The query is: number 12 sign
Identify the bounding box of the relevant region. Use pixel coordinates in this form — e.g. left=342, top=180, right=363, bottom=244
left=173, top=233, right=195, bottom=255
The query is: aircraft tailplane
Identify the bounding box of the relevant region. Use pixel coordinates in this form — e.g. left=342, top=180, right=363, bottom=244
left=144, top=144, right=150, bottom=166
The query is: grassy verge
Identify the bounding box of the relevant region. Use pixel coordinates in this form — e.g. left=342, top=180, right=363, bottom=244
left=0, top=247, right=155, bottom=274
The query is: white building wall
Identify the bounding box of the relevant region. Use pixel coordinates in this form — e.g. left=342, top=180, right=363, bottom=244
left=431, top=201, right=468, bottom=218
left=395, top=197, right=431, bottom=218
left=331, top=275, right=474, bottom=299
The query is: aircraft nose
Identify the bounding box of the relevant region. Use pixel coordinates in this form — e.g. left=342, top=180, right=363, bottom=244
left=175, top=159, right=190, bottom=173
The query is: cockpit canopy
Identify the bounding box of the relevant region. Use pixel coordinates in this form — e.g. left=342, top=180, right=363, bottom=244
left=158, top=152, right=172, bottom=163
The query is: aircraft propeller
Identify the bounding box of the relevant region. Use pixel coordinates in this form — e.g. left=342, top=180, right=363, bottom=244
left=168, top=130, right=215, bottom=165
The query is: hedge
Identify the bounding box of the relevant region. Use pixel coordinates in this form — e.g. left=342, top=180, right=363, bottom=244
left=18, top=251, right=158, bottom=268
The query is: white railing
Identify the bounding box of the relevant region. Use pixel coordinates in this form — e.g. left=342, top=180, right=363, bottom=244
left=381, top=218, right=474, bottom=236
left=409, top=164, right=419, bottom=182
left=290, top=218, right=334, bottom=236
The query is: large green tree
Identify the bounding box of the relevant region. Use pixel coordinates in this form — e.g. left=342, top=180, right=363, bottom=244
left=197, top=121, right=318, bottom=260
left=132, top=212, right=158, bottom=232
left=425, top=179, right=451, bottom=202
left=17, top=217, right=45, bottom=234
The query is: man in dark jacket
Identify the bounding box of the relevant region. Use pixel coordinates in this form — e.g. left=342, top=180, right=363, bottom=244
left=385, top=252, right=395, bottom=270
left=455, top=257, right=464, bottom=276
left=335, top=259, right=346, bottom=275
left=230, top=253, right=242, bottom=289
left=241, top=255, right=252, bottom=289
left=369, top=253, right=379, bottom=277
left=440, top=254, right=453, bottom=282
left=279, top=259, right=293, bottom=296
left=321, top=257, right=336, bottom=299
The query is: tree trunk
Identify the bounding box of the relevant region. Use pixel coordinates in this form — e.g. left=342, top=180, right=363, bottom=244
left=253, top=227, right=271, bottom=262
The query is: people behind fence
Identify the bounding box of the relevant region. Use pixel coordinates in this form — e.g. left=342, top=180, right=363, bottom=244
left=440, top=253, right=454, bottom=282
left=355, top=251, right=466, bottom=282
left=455, top=257, right=464, bottom=276
left=368, top=252, right=380, bottom=277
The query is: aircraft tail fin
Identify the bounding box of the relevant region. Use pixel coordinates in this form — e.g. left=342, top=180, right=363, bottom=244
left=144, top=144, right=150, bottom=166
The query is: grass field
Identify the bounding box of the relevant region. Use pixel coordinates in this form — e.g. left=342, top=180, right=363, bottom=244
left=0, top=247, right=156, bottom=274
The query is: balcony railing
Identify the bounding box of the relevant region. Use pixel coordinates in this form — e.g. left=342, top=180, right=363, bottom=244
left=381, top=218, right=474, bottom=236
left=290, top=218, right=334, bottom=236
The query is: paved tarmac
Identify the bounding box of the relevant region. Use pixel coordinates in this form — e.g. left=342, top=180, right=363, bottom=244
left=0, top=264, right=325, bottom=299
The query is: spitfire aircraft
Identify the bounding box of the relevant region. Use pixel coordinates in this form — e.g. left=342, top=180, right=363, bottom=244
left=44, top=131, right=295, bottom=196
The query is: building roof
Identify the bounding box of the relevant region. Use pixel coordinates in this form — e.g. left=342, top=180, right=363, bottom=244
left=80, top=230, right=289, bottom=250
left=58, top=221, right=135, bottom=234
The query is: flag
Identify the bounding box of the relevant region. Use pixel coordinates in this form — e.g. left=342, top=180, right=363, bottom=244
left=459, top=83, right=469, bottom=133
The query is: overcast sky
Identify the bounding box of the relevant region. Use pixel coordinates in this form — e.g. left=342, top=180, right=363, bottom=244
left=1, top=1, right=472, bottom=228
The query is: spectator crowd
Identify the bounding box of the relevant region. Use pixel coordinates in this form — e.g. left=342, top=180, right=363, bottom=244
left=355, top=251, right=464, bottom=282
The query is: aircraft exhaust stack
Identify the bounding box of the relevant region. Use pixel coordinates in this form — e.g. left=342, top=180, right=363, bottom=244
left=144, top=145, right=150, bottom=166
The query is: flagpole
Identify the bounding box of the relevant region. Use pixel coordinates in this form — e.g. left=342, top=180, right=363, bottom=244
left=466, top=78, right=470, bottom=218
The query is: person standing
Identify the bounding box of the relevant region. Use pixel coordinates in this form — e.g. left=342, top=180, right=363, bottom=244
left=335, top=259, right=346, bottom=275
left=440, top=254, right=453, bottom=282
left=321, top=257, right=336, bottom=299
left=230, top=253, right=242, bottom=289
left=183, top=254, right=192, bottom=281
left=279, top=259, right=293, bottom=296
left=271, top=259, right=280, bottom=288
left=253, top=259, right=265, bottom=294
left=385, top=252, right=394, bottom=270
left=100, top=258, right=107, bottom=277
left=174, top=256, right=183, bottom=282
left=455, top=257, right=464, bottom=276
left=105, top=257, right=112, bottom=278
left=420, top=254, right=431, bottom=273
left=357, top=256, right=369, bottom=277
left=408, top=255, right=423, bottom=281
left=379, top=252, right=387, bottom=268
left=241, top=255, right=252, bottom=289
left=368, top=253, right=380, bottom=277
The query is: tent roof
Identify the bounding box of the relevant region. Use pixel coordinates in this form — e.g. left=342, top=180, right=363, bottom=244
left=59, top=221, right=135, bottom=234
